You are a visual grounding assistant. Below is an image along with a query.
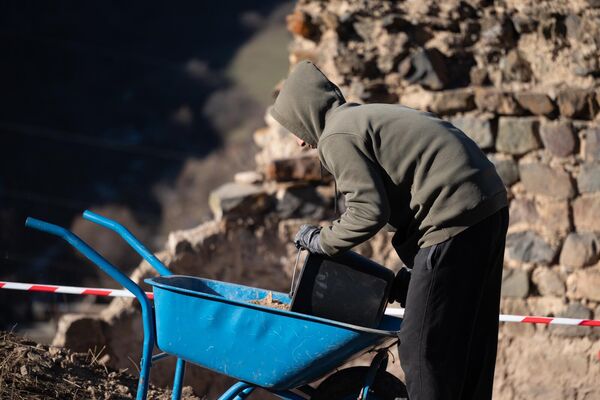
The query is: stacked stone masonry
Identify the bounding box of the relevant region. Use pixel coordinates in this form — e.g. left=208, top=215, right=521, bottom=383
left=276, top=0, right=600, bottom=398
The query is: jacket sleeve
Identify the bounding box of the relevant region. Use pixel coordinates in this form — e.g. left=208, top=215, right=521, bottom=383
left=318, top=133, right=391, bottom=256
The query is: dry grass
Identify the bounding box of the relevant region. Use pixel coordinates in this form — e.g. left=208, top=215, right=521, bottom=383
left=0, top=331, right=201, bottom=400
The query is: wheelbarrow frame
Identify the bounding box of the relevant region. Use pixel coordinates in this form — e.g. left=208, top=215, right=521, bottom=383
left=25, top=210, right=400, bottom=400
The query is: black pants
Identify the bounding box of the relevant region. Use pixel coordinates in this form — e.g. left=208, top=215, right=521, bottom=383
left=397, top=207, right=509, bottom=400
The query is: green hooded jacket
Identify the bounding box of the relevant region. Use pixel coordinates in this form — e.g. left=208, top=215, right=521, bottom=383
left=270, top=61, right=508, bottom=266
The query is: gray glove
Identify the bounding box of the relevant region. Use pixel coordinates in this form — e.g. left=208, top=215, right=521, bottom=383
left=294, top=224, right=326, bottom=254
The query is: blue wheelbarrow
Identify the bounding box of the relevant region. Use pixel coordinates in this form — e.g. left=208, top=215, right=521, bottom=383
left=26, top=210, right=407, bottom=400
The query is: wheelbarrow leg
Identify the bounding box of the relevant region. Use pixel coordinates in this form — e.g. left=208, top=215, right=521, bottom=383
left=171, top=358, right=186, bottom=400
left=218, top=382, right=254, bottom=400
left=360, top=350, right=389, bottom=400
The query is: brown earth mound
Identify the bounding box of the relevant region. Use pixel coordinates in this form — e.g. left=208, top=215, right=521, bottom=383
left=0, top=332, right=202, bottom=400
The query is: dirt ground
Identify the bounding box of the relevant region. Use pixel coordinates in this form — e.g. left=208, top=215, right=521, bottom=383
left=0, top=331, right=202, bottom=400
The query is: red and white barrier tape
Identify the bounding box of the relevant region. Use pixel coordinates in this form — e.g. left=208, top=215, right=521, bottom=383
left=2, top=280, right=599, bottom=327
left=0, top=280, right=153, bottom=300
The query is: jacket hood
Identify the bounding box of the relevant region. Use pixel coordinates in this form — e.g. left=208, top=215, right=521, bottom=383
left=270, top=61, right=346, bottom=147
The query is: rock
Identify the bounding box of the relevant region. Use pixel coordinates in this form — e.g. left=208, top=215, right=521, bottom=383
left=405, top=48, right=449, bottom=91
left=359, top=82, right=399, bottom=104
left=518, top=162, right=575, bottom=199
left=469, top=67, right=489, bottom=86
left=567, top=266, right=600, bottom=302
left=286, top=10, right=320, bottom=42
left=539, top=120, right=576, bottom=157
left=399, top=87, right=435, bottom=111
left=506, top=231, right=557, bottom=265
left=450, top=113, right=494, bottom=148
left=502, top=50, right=532, bottom=82
left=500, top=298, right=534, bottom=336
left=572, top=195, right=600, bottom=232
left=376, top=31, right=409, bottom=74
left=275, top=185, right=327, bottom=220
left=480, top=15, right=518, bottom=48
left=515, top=93, right=555, bottom=116
left=265, top=155, right=324, bottom=182
left=559, top=233, right=599, bottom=269
left=508, top=198, right=571, bottom=237
left=430, top=89, right=476, bottom=115
left=234, top=171, right=264, bottom=185
left=496, top=117, right=540, bottom=155
left=488, top=154, right=519, bottom=186
left=531, top=267, right=565, bottom=297
left=501, top=268, right=530, bottom=298
left=550, top=303, right=593, bottom=337
left=53, top=314, right=109, bottom=353
left=535, top=199, right=572, bottom=235
left=577, top=163, right=600, bottom=193
left=556, top=88, right=595, bottom=119
left=527, top=296, right=565, bottom=316
left=582, top=127, right=600, bottom=162
left=475, top=89, right=524, bottom=115
left=208, top=183, right=271, bottom=220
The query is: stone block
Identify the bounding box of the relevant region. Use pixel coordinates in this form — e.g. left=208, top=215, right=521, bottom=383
left=556, top=88, right=596, bottom=119
left=577, top=163, right=600, bottom=193
left=286, top=10, right=320, bottom=41
left=502, top=50, right=532, bottom=83
left=475, top=88, right=524, bottom=115
left=519, top=162, right=575, bottom=199
left=500, top=298, right=535, bottom=336
left=234, top=171, right=264, bottom=185
left=534, top=199, right=572, bottom=235
left=265, top=155, right=324, bottom=182
left=509, top=197, right=571, bottom=237
left=430, top=89, right=476, bottom=115
left=550, top=303, right=593, bottom=337
left=515, top=93, right=555, bottom=116
left=496, top=117, right=540, bottom=155
left=405, top=48, right=449, bottom=91
left=582, top=126, right=600, bottom=162
left=209, top=183, right=271, bottom=220
left=539, top=121, right=576, bottom=157
left=567, top=266, right=600, bottom=302
left=451, top=114, right=494, bottom=149
left=572, top=195, right=600, bottom=232
left=53, top=314, right=109, bottom=353
left=531, top=267, right=565, bottom=297
left=506, top=231, right=557, bottom=264
left=488, top=154, right=519, bottom=186
left=275, top=185, right=327, bottom=220
left=559, top=232, right=599, bottom=268
left=501, top=268, right=530, bottom=298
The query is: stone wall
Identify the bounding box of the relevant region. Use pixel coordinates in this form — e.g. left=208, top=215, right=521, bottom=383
left=53, top=0, right=600, bottom=398
left=275, top=0, right=600, bottom=398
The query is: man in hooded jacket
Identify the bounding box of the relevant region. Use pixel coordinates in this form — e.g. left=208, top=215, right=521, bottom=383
left=270, top=60, right=508, bottom=400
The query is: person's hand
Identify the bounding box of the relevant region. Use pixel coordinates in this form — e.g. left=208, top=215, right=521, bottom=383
left=294, top=224, right=325, bottom=254
left=389, top=267, right=411, bottom=307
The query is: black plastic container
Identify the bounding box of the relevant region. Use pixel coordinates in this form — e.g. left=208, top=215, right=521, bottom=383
left=290, top=251, right=395, bottom=328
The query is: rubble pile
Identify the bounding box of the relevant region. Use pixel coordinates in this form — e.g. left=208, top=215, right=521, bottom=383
left=53, top=0, right=600, bottom=398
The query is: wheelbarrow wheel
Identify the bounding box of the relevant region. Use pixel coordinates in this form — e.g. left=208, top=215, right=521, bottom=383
left=312, top=367, right=408, bottom=400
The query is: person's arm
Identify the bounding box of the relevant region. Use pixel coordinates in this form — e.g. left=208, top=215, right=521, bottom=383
left=318, top=133, right=390, bottom=256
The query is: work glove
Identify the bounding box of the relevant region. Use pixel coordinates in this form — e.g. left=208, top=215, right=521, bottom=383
left=388, top=267, right=411, bottom=307
left=294, top=224, right=326, bottom=255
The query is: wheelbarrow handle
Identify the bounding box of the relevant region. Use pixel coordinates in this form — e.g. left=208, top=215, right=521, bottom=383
left=82, top=210, right=172, bottom=277
left=25, top=216, right=156, bottom=399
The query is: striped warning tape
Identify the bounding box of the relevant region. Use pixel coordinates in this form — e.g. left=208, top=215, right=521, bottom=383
left=2, top=280, right=599, bottom=327
left=0, top=280, right=153, bottom=300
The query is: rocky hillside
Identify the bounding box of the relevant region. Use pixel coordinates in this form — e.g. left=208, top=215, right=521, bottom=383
left=52, top=0, right=600, bottom=399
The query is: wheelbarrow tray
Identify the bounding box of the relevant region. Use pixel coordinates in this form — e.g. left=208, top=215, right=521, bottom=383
left=146, top=275, right=401, bottom=390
